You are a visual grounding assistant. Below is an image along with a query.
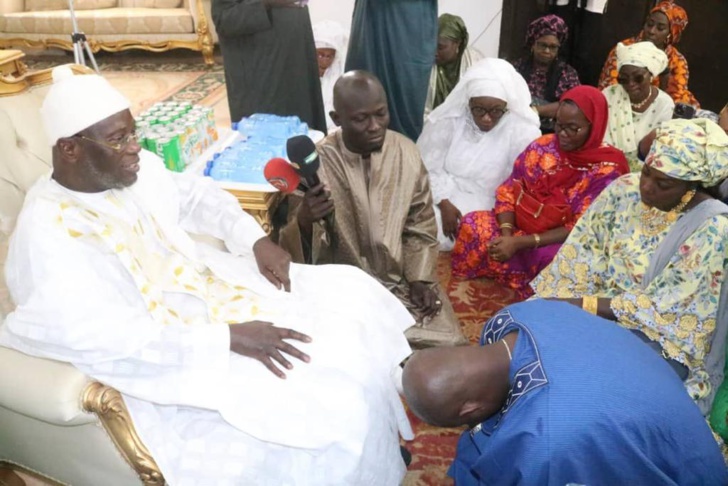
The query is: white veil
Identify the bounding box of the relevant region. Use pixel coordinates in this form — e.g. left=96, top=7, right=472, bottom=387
left=313, top=20, right=349, bottom=132
left=426, top=57, right=538, bottom=128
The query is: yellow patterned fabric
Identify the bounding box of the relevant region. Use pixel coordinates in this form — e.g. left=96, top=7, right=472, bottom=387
left=532, top=173, right=728, bottom=404
left=0, top=8, right=193, bottom=35
left=646, top=119, right=728, bottom=187
left=58, top=194, right=262, bottom=327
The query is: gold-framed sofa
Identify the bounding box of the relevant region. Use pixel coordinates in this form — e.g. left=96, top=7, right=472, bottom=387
left=0, top=60, right=164, bottom=485
left=0, top=0, right=215, bottom=65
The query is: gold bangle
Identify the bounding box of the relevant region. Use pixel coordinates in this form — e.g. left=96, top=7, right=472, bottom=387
left=499, top=223, right=514, bottom=230
left=533, top=233, right=541, bottom=248
left=582, top=295, right=598, bottom=315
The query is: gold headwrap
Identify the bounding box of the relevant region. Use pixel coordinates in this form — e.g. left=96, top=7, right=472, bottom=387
left=646, top=119, right=728, bottom=187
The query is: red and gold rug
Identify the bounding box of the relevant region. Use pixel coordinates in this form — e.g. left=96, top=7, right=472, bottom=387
left=403, top=254, right=517, bottom=485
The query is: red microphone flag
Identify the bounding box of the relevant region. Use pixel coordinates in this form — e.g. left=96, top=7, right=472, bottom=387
left=264, top=157, right=301, bottom=194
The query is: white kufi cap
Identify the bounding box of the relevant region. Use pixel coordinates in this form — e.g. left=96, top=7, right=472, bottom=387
left=40, top=66, right=130, bottom=146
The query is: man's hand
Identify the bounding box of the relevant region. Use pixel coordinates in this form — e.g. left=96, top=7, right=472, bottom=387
left=262, top=0, right=301, bottom=8
left=253, top=237, right=292, bottom=291
left=230, top=321, right=311, bottom=379
left=438, top=199, right=462, bottom=241
left=410, top=281, right=441, bottom=318
left=297, top=183, right=334, bottom=235
left=488, top=236, right=522, bottom=263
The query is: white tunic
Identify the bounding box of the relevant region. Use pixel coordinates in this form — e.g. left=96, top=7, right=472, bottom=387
left=418, top=59, right=541, bottom=251
left=1, top=150, right=414, bottom=485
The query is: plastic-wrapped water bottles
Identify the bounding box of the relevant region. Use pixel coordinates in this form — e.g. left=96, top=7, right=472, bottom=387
left=207, top=114, right=309, bottom=183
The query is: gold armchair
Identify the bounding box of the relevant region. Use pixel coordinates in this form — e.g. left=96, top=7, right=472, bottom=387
left=0, top=58, right=163, bottom=485
left=0, top=348, right=164, bottom=485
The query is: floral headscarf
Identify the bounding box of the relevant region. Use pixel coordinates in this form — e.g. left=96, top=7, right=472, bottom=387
left=525, top=14, right=568, bottom=48
left=646, top=119, right=728, bottom=187
left=650, top=1, right=689, bottom=45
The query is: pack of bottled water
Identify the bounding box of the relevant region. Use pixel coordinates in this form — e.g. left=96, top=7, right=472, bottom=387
left=205, top=114, right=309, bottom=183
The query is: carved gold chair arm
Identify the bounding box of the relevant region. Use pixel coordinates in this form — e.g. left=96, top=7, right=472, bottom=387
left=0, top=55, right=94, bottom=97
left=81, top=382, right=165, bottom=486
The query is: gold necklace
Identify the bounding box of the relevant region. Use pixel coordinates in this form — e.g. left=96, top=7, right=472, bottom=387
left=640, top=188, right=696, bottom=236
left=631, top=86, right=655, bottom=110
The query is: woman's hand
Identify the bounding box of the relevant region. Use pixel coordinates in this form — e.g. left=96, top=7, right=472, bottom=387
left=488, top=236, right=523, bottom=262
left=438, top=199, right=462, bottom=241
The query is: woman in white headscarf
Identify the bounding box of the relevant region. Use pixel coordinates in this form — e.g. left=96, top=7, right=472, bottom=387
left=603, top=41, right=675, bottom=171
left=417, top=58, right=541, bottom=251
left=313, top=20, right=348, bottom=133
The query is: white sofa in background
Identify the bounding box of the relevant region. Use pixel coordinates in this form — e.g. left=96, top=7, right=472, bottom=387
left=0, top=0, right=215, bottom=65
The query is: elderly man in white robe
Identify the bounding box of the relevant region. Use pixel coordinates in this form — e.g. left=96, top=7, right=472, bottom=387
left=0, top=67, right=415, bottom=485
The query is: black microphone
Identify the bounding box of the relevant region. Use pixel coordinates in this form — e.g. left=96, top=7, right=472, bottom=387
left=286, top=134, right=325, bottom=192
left=286, top=134, right=336, bottom=236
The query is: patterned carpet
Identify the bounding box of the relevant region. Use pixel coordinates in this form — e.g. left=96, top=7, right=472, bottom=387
left=24, top=50, right=232, bottom=127
left=20, top=49, right=519, bottom=484
left=403, top=253, right=517, bottom=485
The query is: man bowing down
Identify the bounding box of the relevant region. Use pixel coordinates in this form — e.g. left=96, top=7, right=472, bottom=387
left=0, top=67, right=414, bottom=485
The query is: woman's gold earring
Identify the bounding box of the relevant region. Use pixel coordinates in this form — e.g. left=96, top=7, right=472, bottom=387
left=680, top=188, right=695, bottom=205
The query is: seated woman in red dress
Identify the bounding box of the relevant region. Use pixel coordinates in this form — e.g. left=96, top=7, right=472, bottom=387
left=451, top=86, right=629, bottom=298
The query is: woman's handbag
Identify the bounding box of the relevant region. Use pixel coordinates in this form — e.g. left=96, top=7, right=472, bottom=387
left=513, top=179, right=573, bottom=234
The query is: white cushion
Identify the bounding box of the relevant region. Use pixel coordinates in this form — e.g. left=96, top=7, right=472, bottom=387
left=121, top=0, right=182, bottom=7
left=0, top=347, right=95, bottom=425
left=24, top=0, right=118, bottom=10
left=0, top=83, right=53, bottom=320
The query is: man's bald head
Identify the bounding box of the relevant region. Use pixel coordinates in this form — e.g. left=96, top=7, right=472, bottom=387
left=402, top=342, right=513, bottom=428
left=332, top=70, right=386, bottom=112
left=330, top=70, right=390, bottom=156
left=403, top=347, right=476, bottom=427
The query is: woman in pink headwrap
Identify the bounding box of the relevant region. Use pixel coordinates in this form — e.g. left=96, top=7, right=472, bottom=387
left=598, top=1, right=699, bottom=107
left=512, top=14, right=581, bottom=128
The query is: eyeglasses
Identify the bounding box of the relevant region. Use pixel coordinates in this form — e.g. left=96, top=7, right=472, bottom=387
left=617, top=73, right=648, bottom=85
left=534, top=41, right=560, bottom=52
left=470, top=106, right=508, bottom=119
left=554, top=122, right=589, bottom=137
left=75, top=132, right=139, bottom=153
